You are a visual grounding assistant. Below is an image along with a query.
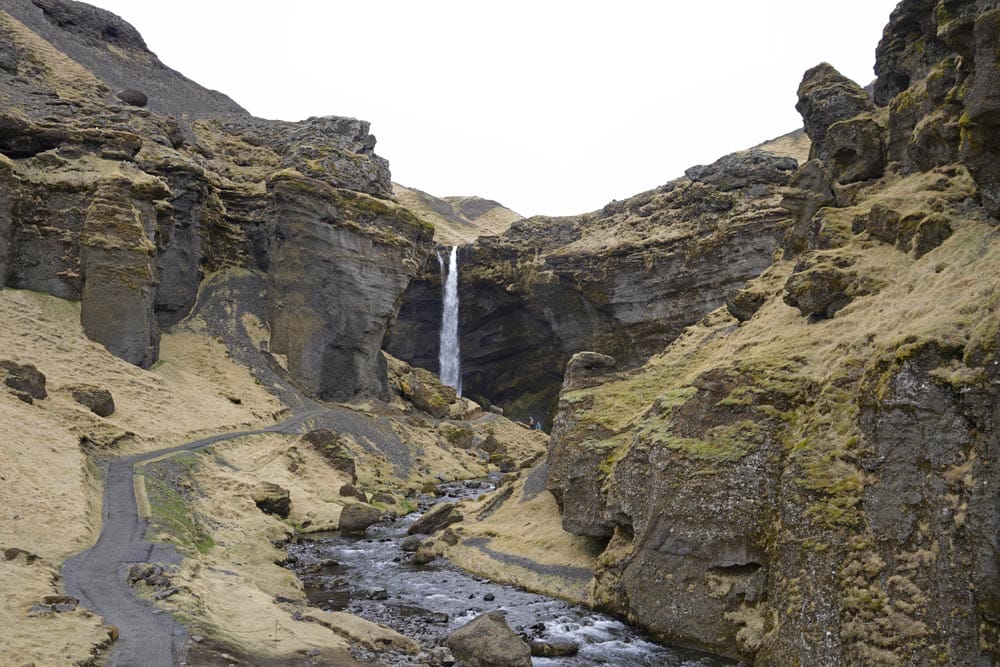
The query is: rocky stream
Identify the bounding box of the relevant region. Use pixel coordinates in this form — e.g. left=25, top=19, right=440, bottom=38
left=287, top=479, right=735, bottom=666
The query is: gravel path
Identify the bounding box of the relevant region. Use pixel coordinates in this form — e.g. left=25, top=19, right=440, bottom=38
left=63, top=409, right=323, bottom=667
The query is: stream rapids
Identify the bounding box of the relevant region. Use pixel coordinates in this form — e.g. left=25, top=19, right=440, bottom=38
left=286, top=479, right=735, bottom=666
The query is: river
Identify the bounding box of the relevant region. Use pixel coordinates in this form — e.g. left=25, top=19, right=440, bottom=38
left=287, top=479, right=736, bottom=666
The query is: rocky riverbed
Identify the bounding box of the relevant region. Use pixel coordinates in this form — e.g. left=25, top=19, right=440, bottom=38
left=287, top=480, right=734, bottom=666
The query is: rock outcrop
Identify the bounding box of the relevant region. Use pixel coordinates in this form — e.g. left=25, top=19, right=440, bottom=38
left=544, top=1, right=1000, bottom=665
left=1, top=360, right=47, bottom=402
left=0, top=0, right=428, bottom=398
left=69, top=384, right=115, bottom=416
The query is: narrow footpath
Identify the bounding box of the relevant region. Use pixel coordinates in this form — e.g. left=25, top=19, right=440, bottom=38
left=62, top=410, right=323, bottom=667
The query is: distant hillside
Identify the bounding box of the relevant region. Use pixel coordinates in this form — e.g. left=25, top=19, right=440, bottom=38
left=751, top=127, right=810, bottom=163
left=393, top=183, right=523, bottom=245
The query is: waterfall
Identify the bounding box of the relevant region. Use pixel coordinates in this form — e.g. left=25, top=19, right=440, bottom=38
left=438, top=245, right=462, bottom=396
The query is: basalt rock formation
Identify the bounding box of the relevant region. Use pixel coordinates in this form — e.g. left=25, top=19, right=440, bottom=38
left=386, top=145, right=798, bottom=423
left=0, top=0, right=429, bottom=395
left=545, top=1, right=1000, bottom=665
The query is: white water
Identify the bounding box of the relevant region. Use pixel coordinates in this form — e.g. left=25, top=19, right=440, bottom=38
left=438, top=245, right=462, bottom=395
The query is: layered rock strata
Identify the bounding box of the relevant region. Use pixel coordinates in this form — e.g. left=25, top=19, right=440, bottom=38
left=386, top=147, right=797, bottom=422
left=545, top=1, right=1000, bottom=665
left=0, top=0, right=429, bottom=394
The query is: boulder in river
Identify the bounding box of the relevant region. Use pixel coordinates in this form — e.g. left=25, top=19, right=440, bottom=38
left=445, top=610, right=531, bottom=667
left=338, top=503, right=381, bottom=535
left=407, top=502, right=462, bottom=535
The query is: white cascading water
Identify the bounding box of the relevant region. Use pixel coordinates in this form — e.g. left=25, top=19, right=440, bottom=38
left=438, top=245, right=462, bottom=396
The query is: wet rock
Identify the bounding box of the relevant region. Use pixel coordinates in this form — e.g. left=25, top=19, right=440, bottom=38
left=69, top=384, right=115, bottom=417
left=411, top=545, right=438, bottom=565
left=445, top=611, right=531, bottom=667
left=338, top=503, right=381, bottom=535
left=252, top=482, right=291, bottom=519
left=529, top=640, right=579, bottom=657
left=1, top=361, right=47, bottom=400
left=408, top=502, right=462, bottom=535
left=400, top=535, right=424, bottom=552
left=425, top=645, right=455, bottom=664
left=360, top=588, right=388, bottom=600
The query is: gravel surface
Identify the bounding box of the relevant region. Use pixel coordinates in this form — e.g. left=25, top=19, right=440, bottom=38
left=62, top=410, right=323, bottom=667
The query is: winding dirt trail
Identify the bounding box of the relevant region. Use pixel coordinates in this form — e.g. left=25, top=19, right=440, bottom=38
left=63, top=410, right=322, bottom=667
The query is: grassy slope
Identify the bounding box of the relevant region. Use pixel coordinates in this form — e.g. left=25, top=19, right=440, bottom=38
left=392, top=183, right=523, bottom=245
left=0, top=284, right=548, bottom=664
left=554, top=163, right=999, bottom=656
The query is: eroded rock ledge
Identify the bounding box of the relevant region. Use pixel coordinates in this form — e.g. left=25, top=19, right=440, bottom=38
left=544, top=1, right=1000, bottom=664
left=0, top=0, right=430, bottom=396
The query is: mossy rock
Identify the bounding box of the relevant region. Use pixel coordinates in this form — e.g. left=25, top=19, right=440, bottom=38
left=783, top=264, right=854, bottom=318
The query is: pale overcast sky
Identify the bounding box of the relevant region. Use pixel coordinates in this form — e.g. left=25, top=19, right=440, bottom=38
left=87, top=1, right=900, bottom=217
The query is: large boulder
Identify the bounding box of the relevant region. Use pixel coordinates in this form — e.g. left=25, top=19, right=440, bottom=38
left=1, top=361, right=47, bottom=401
left=252, top=483, right=291, bottom=519
left=795, top=63, right=885, bottom=185
left=69, top=385, right=115, bottom=417
left=445, top=611, right=531, bottom=667
left=338, top=503, right=382, bottom=535
left=782, top=264, right=854, bottom=319
left=407, top=502, right=462, bottom=536
left=684, top=150, right=799, bottom=191
left=796, top=63, right=877, bottom=161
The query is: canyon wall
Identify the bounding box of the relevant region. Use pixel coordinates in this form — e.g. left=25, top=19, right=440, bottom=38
left=545, top=1, right=1000, bottom=664
left=386, top=147, right=799, bottom=422
left=0, top=0, right=430, bottom=397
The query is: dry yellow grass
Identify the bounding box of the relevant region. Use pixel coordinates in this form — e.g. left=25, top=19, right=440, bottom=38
left=0, top=288, right=286, bottom=664
left=0, top=286, right=550, bottom=663
left=147, top=433, right=417, bottom=658
left=393, top=183, right=522, bottom=245
left=443, top=466, right=599, bottom=604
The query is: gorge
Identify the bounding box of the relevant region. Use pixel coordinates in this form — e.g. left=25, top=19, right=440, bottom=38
left=2, top=0, right=1000, bottom=666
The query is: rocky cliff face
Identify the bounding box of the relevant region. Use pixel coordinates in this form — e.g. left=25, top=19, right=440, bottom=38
left=545, top=1, right=1000, bottom=665
left=386, top=146, right=797, bottom=422
left=0, top=0, right=429, bottom=395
